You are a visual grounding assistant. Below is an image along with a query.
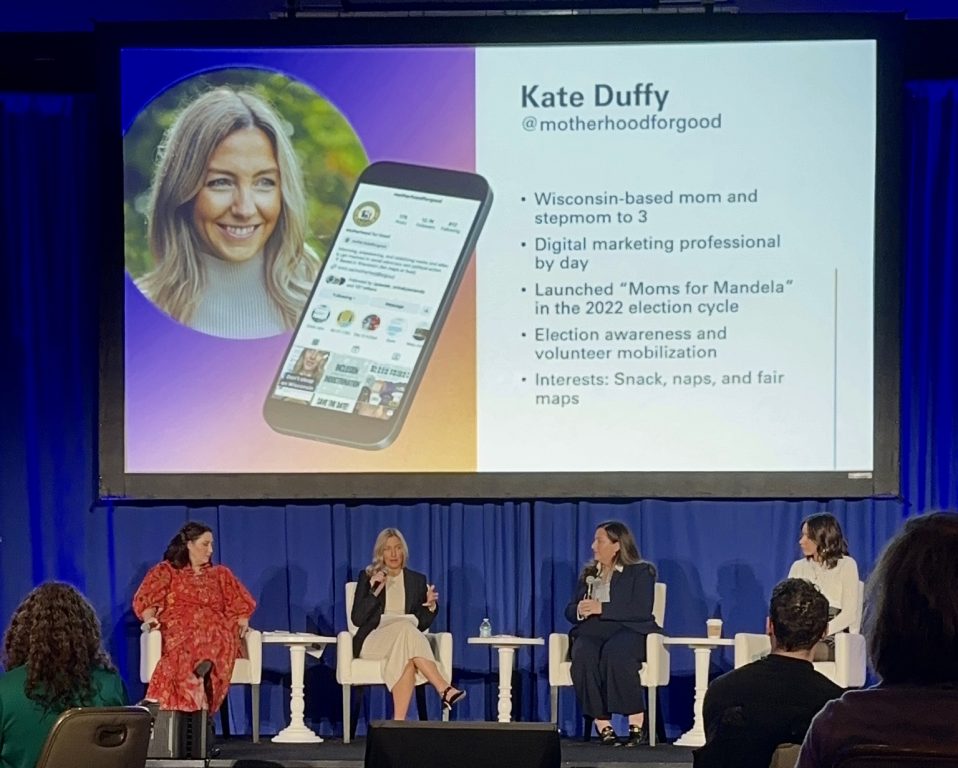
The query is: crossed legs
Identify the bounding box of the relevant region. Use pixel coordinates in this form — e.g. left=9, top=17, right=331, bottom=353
left=391, top=656, right=463, bottom=719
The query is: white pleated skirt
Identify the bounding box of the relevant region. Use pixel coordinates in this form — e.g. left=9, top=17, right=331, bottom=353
left=359, top=619, right=435, bottom=690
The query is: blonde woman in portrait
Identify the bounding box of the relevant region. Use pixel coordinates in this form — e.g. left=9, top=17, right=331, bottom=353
left=292, top=347, right=328, bottom=383
left=351, top=528, right=465, bottom=718
left=137, top=86, right=320, bottom=339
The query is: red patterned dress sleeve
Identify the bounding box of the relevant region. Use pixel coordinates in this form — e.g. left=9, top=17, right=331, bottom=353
left=218, top=566, right=256, bottom=621
left=133, top=562, right=173, bottom=619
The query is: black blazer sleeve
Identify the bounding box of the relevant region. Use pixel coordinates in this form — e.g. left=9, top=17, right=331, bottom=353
left=601, top=562, right=656, bottom=625
left=351, top=570, right=386, bottom=656
left=351, top=570, right=384, bottom=629
left=564, top=574, right=589, bottom=625
left=404, top=569, right=438, bottom=631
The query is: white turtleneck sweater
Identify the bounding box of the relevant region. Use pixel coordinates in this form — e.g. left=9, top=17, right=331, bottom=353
left=189, top=251, right=287, bottom=339
left=788, top=555, right=861, bottom=636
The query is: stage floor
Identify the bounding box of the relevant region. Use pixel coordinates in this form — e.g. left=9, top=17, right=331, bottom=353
left=147, top=736, right=694, bottom=768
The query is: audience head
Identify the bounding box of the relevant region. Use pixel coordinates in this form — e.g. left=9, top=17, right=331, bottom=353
left=767, top=577, right=830, bottom=653
left=865, top=512, right=958, bottom=684
left=799, top=513, right=849, bottom=568
left=591, top=520, right=643, bottom=570
left=163, top=521, right=214, bottom=569
left=2, top=582, right=116, bottom=710
left=368, top=527, right=409, bottom=575
left=143, top=86, right=315, bottom=328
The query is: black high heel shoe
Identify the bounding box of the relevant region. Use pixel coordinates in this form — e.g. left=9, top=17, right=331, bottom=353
left=597, top=725, right=618, bottom=745
left=441, top=686, right=466, bottom=710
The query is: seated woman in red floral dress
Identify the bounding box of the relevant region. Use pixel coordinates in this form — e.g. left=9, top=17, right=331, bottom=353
left=133, top=521, right=256, bottom=712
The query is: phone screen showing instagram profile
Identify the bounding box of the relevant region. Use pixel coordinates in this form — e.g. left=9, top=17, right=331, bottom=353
left=270, top=183, right=481, bottom=421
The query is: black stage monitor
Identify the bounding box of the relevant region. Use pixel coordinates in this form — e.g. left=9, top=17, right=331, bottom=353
left=365, top=721, right=560, bottom=768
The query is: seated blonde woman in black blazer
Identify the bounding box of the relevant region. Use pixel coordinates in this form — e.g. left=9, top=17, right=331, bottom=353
left=351, top=528, right=464, bottom=718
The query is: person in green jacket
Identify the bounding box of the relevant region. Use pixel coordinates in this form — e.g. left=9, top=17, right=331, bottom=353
left=0, top=582, right=127, bottom=768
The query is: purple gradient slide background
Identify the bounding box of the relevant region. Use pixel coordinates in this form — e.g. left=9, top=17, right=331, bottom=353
left=122, top=48, right=475, bottom=472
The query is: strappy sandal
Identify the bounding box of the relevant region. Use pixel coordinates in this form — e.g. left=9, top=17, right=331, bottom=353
left=597, top=725, right=618, bottom=745
left=441, top=686, right=466, bottom=710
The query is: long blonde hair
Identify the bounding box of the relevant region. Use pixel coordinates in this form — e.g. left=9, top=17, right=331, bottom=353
left=139, top=87, right=319, bottom=328
left=365, top=528, right=410, bottom=576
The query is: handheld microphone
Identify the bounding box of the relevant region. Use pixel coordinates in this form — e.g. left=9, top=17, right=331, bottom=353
left=373, top=568, right=388, bottom=596
left=585, top=575, right=597, bottom=600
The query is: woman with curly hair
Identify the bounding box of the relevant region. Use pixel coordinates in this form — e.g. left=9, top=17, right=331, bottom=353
left=133, top=521, right=255, bottom=713
left=788, top=513, right=860, bottom=661
left=0, top=582, right=126, bottom=768
left=136, top=86, right=321, bottom=339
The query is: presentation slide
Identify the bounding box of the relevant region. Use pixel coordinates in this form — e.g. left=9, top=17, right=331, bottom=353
left=474, top=41, right=875, bottom=472
left=116, top=32, right=879, bottom=487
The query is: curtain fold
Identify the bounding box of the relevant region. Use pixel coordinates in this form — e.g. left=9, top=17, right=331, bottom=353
left=0, top=81, right=956, bottom=737
left=902, top=81, right=958, bottom=512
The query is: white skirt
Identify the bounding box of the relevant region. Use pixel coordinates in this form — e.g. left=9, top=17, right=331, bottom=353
left=359, top=619, right=436, bottom=690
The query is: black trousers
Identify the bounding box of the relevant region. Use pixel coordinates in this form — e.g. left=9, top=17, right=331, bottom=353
left=569, top=620, right=647, bottom=719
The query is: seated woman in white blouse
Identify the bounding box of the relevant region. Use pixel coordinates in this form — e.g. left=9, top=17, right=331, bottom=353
left=788, top=513, right=860, bottom=661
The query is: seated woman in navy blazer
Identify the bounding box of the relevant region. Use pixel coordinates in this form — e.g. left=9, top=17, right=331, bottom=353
left=565, top=520, right=660, bottom=748
left=352, top=528, right=465, bottom=718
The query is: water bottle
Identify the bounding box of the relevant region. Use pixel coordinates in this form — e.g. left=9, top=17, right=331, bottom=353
left=479, top=617, right=492, bottom=638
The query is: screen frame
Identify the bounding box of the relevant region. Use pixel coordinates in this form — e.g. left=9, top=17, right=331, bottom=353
left=97, top=13, right=903, bottom=501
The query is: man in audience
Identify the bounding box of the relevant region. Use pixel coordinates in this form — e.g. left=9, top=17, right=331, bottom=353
left=693, top=578, right=842, bottom=768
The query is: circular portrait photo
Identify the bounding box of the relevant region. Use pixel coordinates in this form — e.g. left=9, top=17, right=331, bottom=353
left=124, top=68, right=368, bottom=339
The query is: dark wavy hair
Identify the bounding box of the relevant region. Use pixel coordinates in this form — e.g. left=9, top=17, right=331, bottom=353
left=582, top=520, right=654, bottom=579
left=163, top=521, right=213, bottom=569
left=769, top=577, right=830, bottom=652
left=2, top=582, right=116, bottom=711
left=865, top=512, right=958, bottom=684
left=802, top=513, right=850, bottom=569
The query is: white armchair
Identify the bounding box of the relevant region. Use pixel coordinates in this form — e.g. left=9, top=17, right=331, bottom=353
left=548, top=582, right=669, bottom=746
left=139, top=627, right=263, bottom=742
left=336, top=581, right=454, bottom=744
left=733, top=581, right=866, bottom=689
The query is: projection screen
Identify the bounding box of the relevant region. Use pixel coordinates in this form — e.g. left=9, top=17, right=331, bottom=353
left=97, top=14, right=902, bottom=500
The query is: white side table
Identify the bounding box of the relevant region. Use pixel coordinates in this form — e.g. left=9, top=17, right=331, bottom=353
left=662, top=636, right=734, bottom=747
left=468, top=635, right=544, bottom=723
left=262, top=631, right=336, bottom=743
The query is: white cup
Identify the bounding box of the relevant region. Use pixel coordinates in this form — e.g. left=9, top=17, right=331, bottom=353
left=706, top=618, right=723, bottom=639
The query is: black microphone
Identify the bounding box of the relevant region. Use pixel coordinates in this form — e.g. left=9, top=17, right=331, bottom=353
left=588, top=563, right=603, bottom=600
left=372, top=568, right=388, bottom=596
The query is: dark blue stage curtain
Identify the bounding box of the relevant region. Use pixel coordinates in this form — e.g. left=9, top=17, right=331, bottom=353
left=0, top=82, right=956, bottom=739
left=902, top=82, right=958, bottom=511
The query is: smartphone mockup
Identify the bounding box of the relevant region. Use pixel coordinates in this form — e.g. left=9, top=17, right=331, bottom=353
left=263, top=161, right=493, bottom=449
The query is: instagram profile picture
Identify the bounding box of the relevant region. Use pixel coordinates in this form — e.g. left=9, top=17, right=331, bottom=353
left=352, top=201, right=381, bottom=227
left=124, top=67, right=368, bottom=339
